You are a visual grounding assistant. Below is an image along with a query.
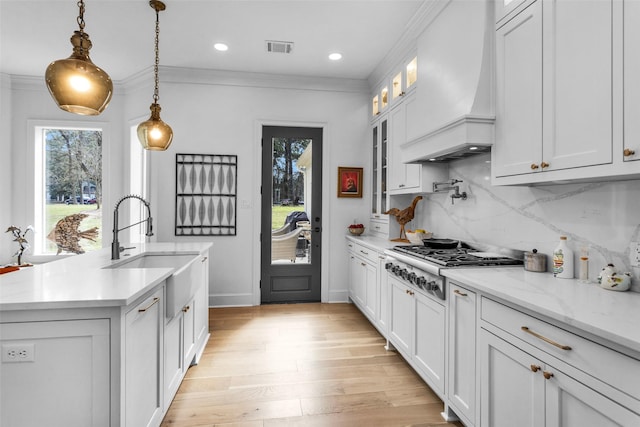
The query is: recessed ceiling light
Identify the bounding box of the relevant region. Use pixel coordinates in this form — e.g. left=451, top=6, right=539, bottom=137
left=328, top=53, right=342, bottom=61
left=214, top=43, right=228, bottom=52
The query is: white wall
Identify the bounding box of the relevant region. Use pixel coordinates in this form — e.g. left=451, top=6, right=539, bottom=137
left=0, top=74, right=12, bottom=263
left=2, top=69, right=370, bottom=306
left=406, top=153, right=640, bottom=290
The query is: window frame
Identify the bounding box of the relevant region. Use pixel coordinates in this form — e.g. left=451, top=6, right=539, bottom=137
left=29, top=120, right=110, bottom=261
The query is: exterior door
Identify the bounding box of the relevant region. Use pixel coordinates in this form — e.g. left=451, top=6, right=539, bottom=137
left=261, top=126, right=322, bottom=303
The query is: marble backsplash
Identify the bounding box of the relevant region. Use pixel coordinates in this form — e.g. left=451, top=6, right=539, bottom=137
left=402, top=153, right=640, bottom=291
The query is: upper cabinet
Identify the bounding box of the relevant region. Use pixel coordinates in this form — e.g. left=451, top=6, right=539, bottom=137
left=388, top=92, right=447, bottom=194
left=624, top=0, right=640, bottom=164
left=371, top=115, right=389, bottom=225
left=493, top=0, right=640, bottom=185
left=391, top=56, right=418, bottom=106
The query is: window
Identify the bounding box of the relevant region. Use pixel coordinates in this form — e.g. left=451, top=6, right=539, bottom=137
left=34, top=126, right=103, bottom=255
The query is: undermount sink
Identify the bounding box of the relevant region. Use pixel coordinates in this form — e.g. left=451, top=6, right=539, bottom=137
left=108, top=254, right=196, bottom=270
left=106, top=253, right=202, bottom=318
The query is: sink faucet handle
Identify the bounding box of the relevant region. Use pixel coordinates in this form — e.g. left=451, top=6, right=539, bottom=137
left=120, top=246, right=136, bottom=252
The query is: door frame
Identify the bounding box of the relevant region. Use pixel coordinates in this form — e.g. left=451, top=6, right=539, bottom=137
left=252, top=120, right=330, bottom=305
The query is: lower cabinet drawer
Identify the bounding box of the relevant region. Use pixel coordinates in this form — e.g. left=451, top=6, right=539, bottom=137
left=352, top=243, right=380, bottom=265
left=481, top=296, right=640, bottom=401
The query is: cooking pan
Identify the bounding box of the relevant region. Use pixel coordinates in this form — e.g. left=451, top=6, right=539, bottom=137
left=422, top=238, right=459, bottom=249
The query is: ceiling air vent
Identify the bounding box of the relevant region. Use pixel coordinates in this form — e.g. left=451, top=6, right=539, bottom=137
left=266, top=40, right=294, bottom=54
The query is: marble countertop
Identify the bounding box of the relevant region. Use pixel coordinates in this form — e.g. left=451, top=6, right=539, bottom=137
left=345, top=235, right=640, bottom=356
left=443, top=267, right=640, bottom=355
left=0, top=242, right=212, bottom=311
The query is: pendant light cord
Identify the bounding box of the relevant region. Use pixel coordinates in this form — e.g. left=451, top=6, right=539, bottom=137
left=153, top=6, right=160, bottom=104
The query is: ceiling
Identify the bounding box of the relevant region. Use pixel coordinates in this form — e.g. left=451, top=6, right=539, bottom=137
left=0, top=0, right=426, bottom=82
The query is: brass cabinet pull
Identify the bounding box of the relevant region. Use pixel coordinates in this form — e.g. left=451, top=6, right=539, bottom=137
left=361, top=262, right=366, bottom=267
left=453, top=289, right=468, bottom=297
left=521, top=326, right=572, bottom=350
left=531, top=163, right=539, bottom=170
left=540, top=161, right=550, bottom=169
left=182, top=305, right=191, bottom=313
left=201, top=256, right=208, bottom=262
left=530, top=365, right=541, bottom=372
left=543, top=371, right=554, bottom=380
left=138, top=297, right=160, bottom=313
left=624, top=148, right=636, bottom=157
left=360, top=250, right=369, bottom=255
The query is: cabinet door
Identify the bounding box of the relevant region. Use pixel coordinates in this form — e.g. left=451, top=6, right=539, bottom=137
left=448, top=284, right=477, bottom=424
left=389, top=98, right=422, bottom=193
left=541, top=0, right=613, bottom=171
left=182, top=296, right=196, bottom=369
left=349, top=255, right=366, bottom=308
left=545, top=367, right=640, bottom=427
left=480, top=329, right=545, bottom=427
left=163, top=313, right=183, bottom=410
left=376, top=255, right=389, bottom=334
left=414, top=291, right=446, bottom=394
left=494, top=0, right=543, bottom=178
left=624, top=0, right=640, bottom=163
left=125, top=288, right=164, bottom=427
left=194, top=268, right=209, bottom=353
left=389, top=277, right=414, bottom=356
left=363, top=260, right=377, bottom=320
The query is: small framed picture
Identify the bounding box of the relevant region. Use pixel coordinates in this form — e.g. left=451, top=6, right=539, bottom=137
left=337, top=166, right=363, bottom=198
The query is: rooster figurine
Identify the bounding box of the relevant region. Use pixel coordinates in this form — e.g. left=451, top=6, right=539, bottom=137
left=384, top=196, right=423, bottom=242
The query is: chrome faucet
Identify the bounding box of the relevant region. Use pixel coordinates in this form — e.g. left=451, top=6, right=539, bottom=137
left=111, top=195, right=154, bottom=260
left=433, top=179, right=468, bottom=205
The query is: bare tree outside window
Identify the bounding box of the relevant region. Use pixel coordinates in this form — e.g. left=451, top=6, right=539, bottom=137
left=40, top=128, right=102, bottom=255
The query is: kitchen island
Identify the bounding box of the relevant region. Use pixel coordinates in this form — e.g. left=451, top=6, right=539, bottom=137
left=0, top=242, right=212, bottom=427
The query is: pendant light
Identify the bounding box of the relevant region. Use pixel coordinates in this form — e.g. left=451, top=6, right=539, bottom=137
left=137, top=0, right=173, bottom=151
left=45, top=0, right=113, bottom=116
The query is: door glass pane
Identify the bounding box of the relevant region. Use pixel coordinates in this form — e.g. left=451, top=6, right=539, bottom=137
left=271, top=137, right=311, bottom=265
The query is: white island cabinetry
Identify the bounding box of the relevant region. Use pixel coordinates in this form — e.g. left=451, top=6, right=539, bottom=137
left=0, top=243, right=212, bottom=427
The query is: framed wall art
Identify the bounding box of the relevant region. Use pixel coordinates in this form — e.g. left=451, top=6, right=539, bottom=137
left=175, top=153, right=237, bottom=236
left=337, top=166, right=363, bottom=198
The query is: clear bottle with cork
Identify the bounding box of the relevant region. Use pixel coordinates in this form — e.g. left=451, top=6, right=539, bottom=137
left=578, top=247, right=589, bottom=282
left=553, top=236, right=574, bottom=279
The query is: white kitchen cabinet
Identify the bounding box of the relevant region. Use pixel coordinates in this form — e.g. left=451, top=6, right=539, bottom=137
left=480, top=297, right=640, bottom=427
left=125, top=287, right=164, bottom=427
left=164, top=255, right=210, bottom=409
left=376, top=254, right=390, bottom=336
left=388, top=275, right=446, bottom=397
left=389, top=276, right=414, bottom=355
left=347, top=240, right=379, bottom=324
left=371, top=115, right=389, bottom=230
left=493, top=0, right=640, bottom=185
left=447, top=282, right=477, bottom=426
left=480, top=329, right=640, bottom=427
left=388, top=93, right=448, bottom=194
left=624, top=0, right=640, bottom=164
left=414, top=289, right=446, bottom=395
left=0, top=319, right=110, bottom=427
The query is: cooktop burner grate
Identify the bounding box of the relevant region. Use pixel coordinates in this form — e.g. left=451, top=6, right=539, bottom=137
left=391, top=244, right=523, bottom=267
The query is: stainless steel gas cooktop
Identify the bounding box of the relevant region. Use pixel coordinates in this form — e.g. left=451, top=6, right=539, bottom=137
left=390, top=244, right=524, bottom=268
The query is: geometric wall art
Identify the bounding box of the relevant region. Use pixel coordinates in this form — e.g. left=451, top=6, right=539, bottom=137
left=175, top=153, right=237, bottom=236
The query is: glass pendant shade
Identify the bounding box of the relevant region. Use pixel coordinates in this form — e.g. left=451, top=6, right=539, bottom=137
left=45, top=31, right=113, bottom=116
left=137, top=103, right=173, bottom=151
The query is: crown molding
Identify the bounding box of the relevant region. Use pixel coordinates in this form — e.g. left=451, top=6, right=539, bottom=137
left=121, top=66, right=370, bottom=94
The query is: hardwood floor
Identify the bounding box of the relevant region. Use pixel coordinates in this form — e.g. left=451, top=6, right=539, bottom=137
left=161, top=303, right=464, bottom=427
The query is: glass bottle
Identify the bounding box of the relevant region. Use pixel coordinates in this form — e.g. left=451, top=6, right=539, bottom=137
left=553, top=236, right=574, bottom=279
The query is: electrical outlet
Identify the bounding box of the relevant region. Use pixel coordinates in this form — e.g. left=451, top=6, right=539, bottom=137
left=2, top=343, right=35, bottom=362
left=631, top=242, right=640, bottom=268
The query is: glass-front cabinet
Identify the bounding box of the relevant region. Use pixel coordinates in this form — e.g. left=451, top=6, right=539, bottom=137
left=371, top=115, right=389, bottom=232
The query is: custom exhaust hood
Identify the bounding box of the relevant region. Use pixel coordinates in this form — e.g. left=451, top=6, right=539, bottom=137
left=402, top=0, right=495, bottom=163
